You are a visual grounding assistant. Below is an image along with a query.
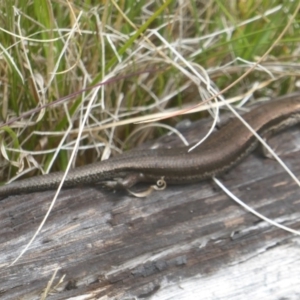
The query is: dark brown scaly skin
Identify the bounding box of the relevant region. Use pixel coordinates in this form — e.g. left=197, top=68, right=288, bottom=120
left=1, top=93, right=300, bottom=197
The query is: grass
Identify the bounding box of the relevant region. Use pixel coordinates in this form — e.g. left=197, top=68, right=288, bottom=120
left=0, top=0, right=299, bottom=182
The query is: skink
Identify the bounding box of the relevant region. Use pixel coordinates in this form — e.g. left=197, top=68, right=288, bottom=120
left=1, top=93, right=300, bottom=197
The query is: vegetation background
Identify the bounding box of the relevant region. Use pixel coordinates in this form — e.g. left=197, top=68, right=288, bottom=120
left=0, top=0, right=299, bottom=182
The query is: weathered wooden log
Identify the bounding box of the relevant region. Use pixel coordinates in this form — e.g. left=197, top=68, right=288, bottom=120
left=1, top=116, right=300, bottom=299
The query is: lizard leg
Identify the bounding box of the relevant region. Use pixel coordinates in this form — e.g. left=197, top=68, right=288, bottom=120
left=102, top=173, right=146, bottom=189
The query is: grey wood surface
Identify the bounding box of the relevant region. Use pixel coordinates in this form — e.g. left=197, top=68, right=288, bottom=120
left=1, top=116, right=300, bottom=300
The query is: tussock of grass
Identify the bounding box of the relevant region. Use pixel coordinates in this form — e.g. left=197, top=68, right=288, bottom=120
left=0, top=1, right=299, bottom=182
